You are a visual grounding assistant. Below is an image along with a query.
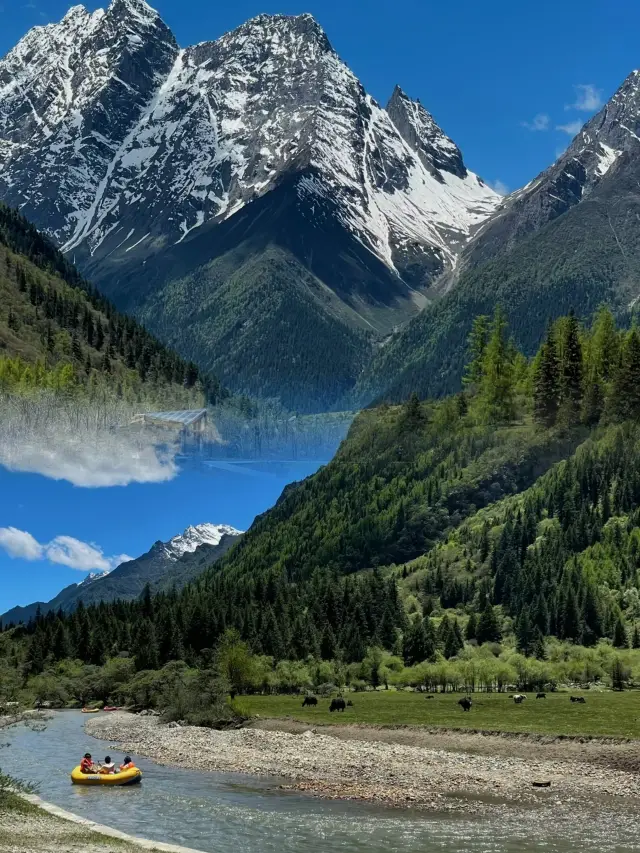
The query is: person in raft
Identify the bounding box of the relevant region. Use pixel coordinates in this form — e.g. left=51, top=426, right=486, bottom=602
left=99, top=756, right=116, bottom=774
left=120, top=756, right=135, bottom=771
left=80, top=753, right=96, bottom=773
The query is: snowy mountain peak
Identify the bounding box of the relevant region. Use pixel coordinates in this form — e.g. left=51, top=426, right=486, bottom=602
left=165, top=523, right=244, bottom=559
left=0, top=3, right=501, bottom=314
left=386, top=85, right=466, bottom=180
left=77, top=569, right=111, bottom=587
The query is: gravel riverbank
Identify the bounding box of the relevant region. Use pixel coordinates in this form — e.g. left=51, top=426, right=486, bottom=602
left=86, top=712, right=640, bottom=812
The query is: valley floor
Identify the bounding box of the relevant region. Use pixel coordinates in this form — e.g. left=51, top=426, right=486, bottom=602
left=86, top=711, right=640, bottom=812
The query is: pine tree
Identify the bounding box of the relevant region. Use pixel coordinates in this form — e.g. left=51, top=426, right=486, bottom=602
left=632, top=624, right=640, bottom=649
left=476, top=599, right=502, bottom=644
left=515, top=607, right=534, bottom=656
left=463, top=315, right=490, bottom=390
left=608, top=329, right=640, bottom=422
left=133, top=619, right=159, bottom=671
left=402, top=619, right=427, bottom=665
left=591, top=306, right=620, bottom=382
left=477, top=307, right=515, bottom=424
left=558, top=312, right=583, bottom=426
left=613, top=616, right=628, bottom=648
left=561, top=588, right=582, bottom=642
left=533, top=327, right=560, bottom=427
left=582, top=371, right=604, bottom=426
left=533, top=628, right=546, bottom=660
left=465, top=612, right=477, bottom=641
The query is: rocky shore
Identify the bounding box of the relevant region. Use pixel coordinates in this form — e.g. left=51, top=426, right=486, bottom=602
left=86, top=712, right=640, bottom=812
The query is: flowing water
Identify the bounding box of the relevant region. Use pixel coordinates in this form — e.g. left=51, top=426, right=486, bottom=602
left=1, top=712, right=638, bottom=852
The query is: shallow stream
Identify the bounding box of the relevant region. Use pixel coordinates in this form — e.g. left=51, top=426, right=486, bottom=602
left=1, top=712, right=638, bottom=852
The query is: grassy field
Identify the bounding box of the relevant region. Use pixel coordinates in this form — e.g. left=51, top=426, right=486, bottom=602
left=243, top=690, right=640, bottom=739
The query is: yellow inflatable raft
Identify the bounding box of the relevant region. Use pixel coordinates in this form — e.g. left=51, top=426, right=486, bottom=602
left=81, top=708, right=100, bottom=714
left=70, top=766, right=142, bottom=786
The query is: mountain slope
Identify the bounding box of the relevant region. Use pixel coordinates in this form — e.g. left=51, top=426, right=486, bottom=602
left=0, top=1, right=499, bottom=411
left=0, top=203, right=225, bottom=403
left=361, top=70, right=640, bottom=403
left=1, top=523, right=242, bottom=624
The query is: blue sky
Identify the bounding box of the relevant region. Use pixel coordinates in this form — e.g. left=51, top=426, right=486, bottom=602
left=2, top=0, right=640, bottom=192
left=0, top=462, right=321, bottom=613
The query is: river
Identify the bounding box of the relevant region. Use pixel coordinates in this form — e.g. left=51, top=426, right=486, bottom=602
left=1, top=712, right=639, bottom=852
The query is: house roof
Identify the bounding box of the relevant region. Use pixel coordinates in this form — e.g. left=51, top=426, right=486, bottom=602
left=139, top=409, right=207, bottom=426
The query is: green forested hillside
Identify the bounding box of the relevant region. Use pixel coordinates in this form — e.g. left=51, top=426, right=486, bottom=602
left=359, top=155, right=640, bottom=404
left=0, top=204, right=225, bottom=405
left=8, top=306, right=640, bottom=707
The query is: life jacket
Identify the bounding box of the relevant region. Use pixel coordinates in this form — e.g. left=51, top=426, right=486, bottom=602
left=119, top=761, right=135, bottom=771
left=80, top=758, right=93, bottom=773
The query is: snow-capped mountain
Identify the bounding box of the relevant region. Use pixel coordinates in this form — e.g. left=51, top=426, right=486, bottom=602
left=0, top=2, right=498, bottom=276
left=77, top=569, right=111, bottom=586
left=0, top=1, right=500, bottom=411
left=1, top=521, right=243, bottom=624
left=461, top=69, right=640, bottom=271
left=164, top=523, right=243, bottom=559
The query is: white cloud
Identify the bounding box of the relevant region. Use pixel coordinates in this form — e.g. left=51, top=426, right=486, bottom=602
left=488, top=179, right=509, bottom=196
left=0, top=398, right=178, bottom=488
left=0, top=529, right=134, bottom=572
left=0, top=527, right=43, bottom=560
left=556, top=120, right=583, bottom=136
left=45, top=536, right=113, bottom=571
left=521, top=113, right=550, bottom=132
left=566, top=84, right=603, bottom=112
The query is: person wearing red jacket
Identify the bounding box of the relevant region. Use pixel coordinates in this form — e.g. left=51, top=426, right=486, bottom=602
left=79, top=753, right=95, bottom=773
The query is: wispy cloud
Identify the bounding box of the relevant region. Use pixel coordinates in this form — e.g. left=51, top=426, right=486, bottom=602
left=521, top=113, right=550, bottom=132
left=556, top=120, right=583, bottom=136
left=566, top=84, right=603, bottom=112
left=0, top=527, right=133, bottom=572
left=488, top=179, right=509, bottom=196
left=0, top=527, right=43, bottom=561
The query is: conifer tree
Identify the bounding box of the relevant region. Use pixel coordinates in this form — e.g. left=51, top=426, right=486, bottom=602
left=515, top=607, right=534, bottom=656
left=558, top=311, right=583, bottom=425
left=591, top=306, right=620, bottom=382
left=613, top=616, right=628, bottom=648
left=478, top=307, right=515, bottom=424
left=463, top=315, right=490, bottom=390
left=465, top=611, right=478, bottom=641
left=533, top=628, right=546, bottom=660
left=608, top=329, right=640, bottom=421
left=533, top=327, right=560, bottom=427
left=476, top=599, right=502, bottom=644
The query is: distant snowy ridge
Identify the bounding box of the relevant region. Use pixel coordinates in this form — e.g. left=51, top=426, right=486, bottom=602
left=0, top=0, right=500, bottom=284
left=164, top=523, right=244, bottom=559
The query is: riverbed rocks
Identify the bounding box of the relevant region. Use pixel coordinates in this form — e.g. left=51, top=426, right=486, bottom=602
left=85, top=713, right=640, bottom=812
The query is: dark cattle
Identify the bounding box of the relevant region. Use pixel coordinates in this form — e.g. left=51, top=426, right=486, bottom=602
left=570, top=696, right=586, bottom=704
left=346, top=700, right=354, bottom=707
left=329, top=698, right=346, bottom=712
left=513, top=694, right=526, bottom=704
left=426, top=695, right=435, bottom=700
left=458, top=697, right=472, bottom=712
left=302, top=696, right=318, bottom=707
left=536, top=693, right=546, bottom=699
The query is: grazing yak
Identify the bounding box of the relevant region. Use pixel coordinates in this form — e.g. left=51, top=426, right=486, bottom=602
left=329, top=698, right=346, bottom=712
left=458, top=697, right=472, bottom=712
left=570, top=696, right=586, bottom=704
left=425, top=695, right=435, bottom=700
left=302, top=696, right=318, bottom=707
left=346, top=700, right=354, bottom=707
left=536, top=693, right=546, bottom=699
left=513, top=694, right=526, bottom=704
